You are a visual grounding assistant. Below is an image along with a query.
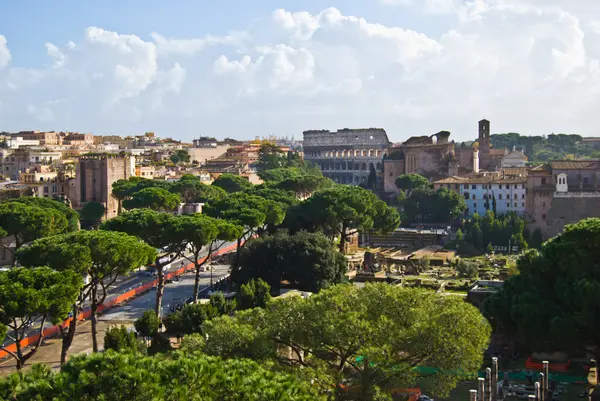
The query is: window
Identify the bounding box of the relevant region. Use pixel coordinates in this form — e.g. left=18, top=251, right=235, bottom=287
left=472, top=194, right=476, bottom=200
left=464, top=184, right=469, bottom=189
left=471, top=185, right=476, bottom=190
left=514, top=184, right=518, bottom=189
left=522, top=184, right=525, bottom=189
left=542, top=214, right=546, bottom=220
left=474, top=203, right=477, bottom=209
left=389, top=171, right=393, bottom=177
left=522, top=194, right=525, bottom=199
left=455, top=184, right=459, bottom=190
left=506, top=184, right=510, bottom=189
left=522, top=203, right=525, bottom=207
left=514, top=194, right=518, bottom=199
left=542, top=202, right=546, bottom=208
left=514, top=203, right=517, bottom=207
left=483, top=194, right=487, bottom=200
left=52, top=185, right=57, bottom=193
left=584, top=177, right=589, bottom=184
left=507, top=202, right=510, bottom=207
left=499, top=194, right=503, bottom=200
left=541, top=178, right=547, bottom=185
left=44, top=187, right=49, bottom=194
left=464, top=193, right=470, bottom=199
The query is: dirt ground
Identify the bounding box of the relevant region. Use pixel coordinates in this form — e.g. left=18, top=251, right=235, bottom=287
left=0, top=320, right=133, bottom=377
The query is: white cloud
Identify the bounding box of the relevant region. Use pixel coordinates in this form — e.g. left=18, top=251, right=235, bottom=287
left=0, top=35, right=10, bottom=70
left=0, top=3, right=599, bottom=139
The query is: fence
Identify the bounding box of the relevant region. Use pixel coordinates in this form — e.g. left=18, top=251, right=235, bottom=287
left=0, top=242, right=239, bottom=360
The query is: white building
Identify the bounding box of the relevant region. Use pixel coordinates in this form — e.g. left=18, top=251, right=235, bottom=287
left=435, top=171, right=527, bottom=217
left=502, top=148, right=528, bottom=168
left=6, top=136, right=40, bottom=149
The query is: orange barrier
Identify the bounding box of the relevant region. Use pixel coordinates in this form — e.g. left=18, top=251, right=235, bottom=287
left=525, top=357, right=571, bottom=372
left=0, top=242, right=239, bottom=360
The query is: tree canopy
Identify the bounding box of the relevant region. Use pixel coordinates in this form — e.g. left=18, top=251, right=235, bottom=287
left=236, top=231, right=347, bottom=292
left=460, top=211, right=528, bottom=252
left=395, top=173, right=431, bottom=192
left=401, top=187, right=466, bottom=225
left=0, top=200, right=71, bottom=265
left=203, top=283, right=491, bottom=400
left=483, top=218, right=600, bottom=361
left=16, top=230, right=156, bottom=353
left=287, top=185, right=400, bottom=252
left=10, top=196, right=80, bottom=232
left=275, top=175, right=333, bottom=199
left=0, top=351, right=323, bottom=401
left=170, top=149, right=191, bottom=164
left=212, top=173, right=253, bottom=193
left=122, top=187, right=181, bottom=212
left=101, top=209, right=188, bottom=315
left=79, top=202, right=105, bottom=227
left=0, top=267, right=82, bottom=369
left=237, top=278, right=272, bottom=310
left=170, top=174, right=226, bottom=204
left=175, top=214, right=243, bottom=301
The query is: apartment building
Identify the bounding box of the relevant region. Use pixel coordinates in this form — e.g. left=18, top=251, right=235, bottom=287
left=434, top=169, right=528, bottom=217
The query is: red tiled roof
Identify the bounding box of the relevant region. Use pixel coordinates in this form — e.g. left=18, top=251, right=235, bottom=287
left=549, top=160, right=600, bottom=170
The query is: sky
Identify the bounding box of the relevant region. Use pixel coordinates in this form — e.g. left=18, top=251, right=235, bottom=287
left=1, top=0, right=600, bottom=143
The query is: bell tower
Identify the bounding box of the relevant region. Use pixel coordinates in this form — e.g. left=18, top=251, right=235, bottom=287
left=478, top=119, right=490, bottom=155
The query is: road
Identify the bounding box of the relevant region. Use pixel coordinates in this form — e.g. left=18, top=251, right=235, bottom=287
left=100, top=264, right=231, bottom=321
left=1, top=242, right=235, bottom=349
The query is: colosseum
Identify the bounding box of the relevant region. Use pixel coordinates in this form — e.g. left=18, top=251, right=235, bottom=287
left=302, top=128, right=391, bottom=185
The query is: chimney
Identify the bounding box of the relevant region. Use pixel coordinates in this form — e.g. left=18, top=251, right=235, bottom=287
left=473, top=148, right=480, bottom=174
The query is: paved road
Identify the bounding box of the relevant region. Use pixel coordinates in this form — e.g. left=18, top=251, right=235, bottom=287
left=1, top=242, right=235, bottom=349
left=100, top=264, right=231, bottom=321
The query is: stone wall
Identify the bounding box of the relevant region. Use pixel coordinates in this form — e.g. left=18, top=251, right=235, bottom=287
left=532, top=196, right=600, bottom=239
left=383, top=160, right=405, bottom=193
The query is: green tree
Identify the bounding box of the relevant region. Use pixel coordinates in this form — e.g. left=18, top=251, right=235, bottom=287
left=237, top=278, right=272, bottom=310
left=176, top=214, right=243, bottom=302
left=529, top=227, right=544, bottom=249
left=212, top=173, right=253, bottom=193
left=258, top=167, right=301, bottom=183
left=402, top=187, right=466, bottom=225
left=101, top=210, right=185, bottom=317
left=79, top=201, right=105, bottom=228
left=16, top=230, right=156, bottom=355
left=209, top=292, right=237, bottom=315
left=367, top=163, right=378, bottom=189
left=170, top=174, right=226, bottom=204
left=0, top=201, right=70, bottom=266
left=170, top=149, right=191, bottom=165
left=484, top=218, right=600, bottom=363
left=460, top=211, right=529, bottom=252
left=257, top=143, right=285, bottom=171
left=0, top=351, right=323, bottom=401
left=455, top=228, right=464, bottom=241
left=11, top=196, right=80, bottom=232
left=0, top=267, right=83, bottom=369
left=486, top=242, right=494, bottom=254
left=236, top=231, right=347, bottom=293
left=123, top=187, right=181, bottom=212
left=134, top=310, right=160, bottom=339
left=276, top=175, right=334, bottom=199
left=395, top=173, right=431, bottom=192
left=163, top=302, right=218, bottom=335
left=291, top=186, right=400, bottom=253
left=112, top=177, right=172, bottom=214
left=204, top=283, right=491, bottom=400
left=456, top=259, right=478, bottom=278
left=204, top=192, right=285, bottom=262
left=104, top=325, right=145, bottom=354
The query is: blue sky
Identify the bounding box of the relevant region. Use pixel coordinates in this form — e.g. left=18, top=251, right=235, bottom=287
left=1, top=1, right=599, bottom=141
left=2, top=0, right=444, bottom=67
